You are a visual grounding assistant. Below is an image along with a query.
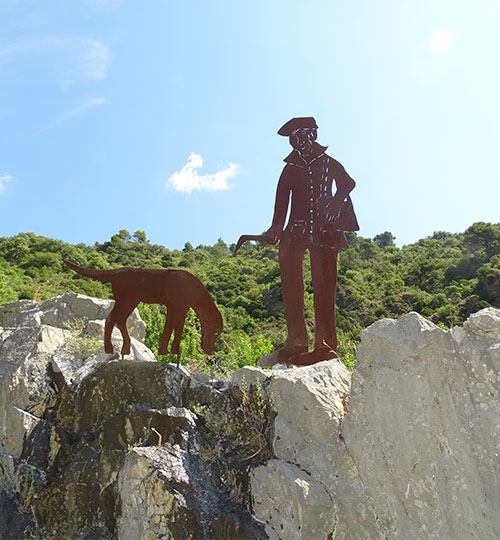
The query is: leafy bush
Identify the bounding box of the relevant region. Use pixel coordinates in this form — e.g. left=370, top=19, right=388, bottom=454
left=63, top=318, right=101, bottom=359
left=194, top=376, right=274, bottom=462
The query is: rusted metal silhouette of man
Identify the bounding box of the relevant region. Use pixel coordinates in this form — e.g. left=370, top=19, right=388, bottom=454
left=259, top=117, right=359, bottom=366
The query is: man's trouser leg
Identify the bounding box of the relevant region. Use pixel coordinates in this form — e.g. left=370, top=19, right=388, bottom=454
left=310, top=245, right=338, bottom=353
left=279, top=238, right=309, bottom=351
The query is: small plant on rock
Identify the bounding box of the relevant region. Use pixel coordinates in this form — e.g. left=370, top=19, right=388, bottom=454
left=195, top=376, right=275, bottom=463
left=63, top=317, right=101, bottom=360
left=20, top=472, right=35, bottom=512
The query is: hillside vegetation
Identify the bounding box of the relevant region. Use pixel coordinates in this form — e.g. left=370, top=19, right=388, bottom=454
left=1, top=223, right=499, bottom=374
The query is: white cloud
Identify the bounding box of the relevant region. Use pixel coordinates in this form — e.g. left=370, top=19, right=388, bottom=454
left=0, top=38, right=112, bottom=85
left=41, top=97, right=107, bottom=131
left=0, top=43, right=32, bottom=58
left=167, top=153, right=239, bottom=193
left=61, top=97, right=107, bottom=121
left=73, top=39, right=111, bottom=81
left=0, top=175, right=14, bottom=194
left=78, top=96, right=107, bottom=111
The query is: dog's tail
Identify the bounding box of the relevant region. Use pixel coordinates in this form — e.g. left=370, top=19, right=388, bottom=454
left=63, top=260, right=118, bottom=282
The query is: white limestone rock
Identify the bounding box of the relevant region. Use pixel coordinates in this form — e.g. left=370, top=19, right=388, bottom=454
left=463, top=307, right=500, bottom=338
left=0, top=292, right=146, bottom=342
left=230, top=359, right=350, bottom=470
left=250, top=459, right=334, bottom=540
left=117, top=446, right=194, bottom=540
left=233, top=309, right=500, bottom=540
left=340, top=308, right=500, bottom=539
left=0, top=294, right=155, bottom=491
left=0, top=325, right=65, bottom=468
left=230, top=360, right=354, bottom=540
left=117, top=444, right=260, bottom=540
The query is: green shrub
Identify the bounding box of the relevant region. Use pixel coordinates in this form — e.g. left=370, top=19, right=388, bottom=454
left=63, top=318, right=101, bottom=359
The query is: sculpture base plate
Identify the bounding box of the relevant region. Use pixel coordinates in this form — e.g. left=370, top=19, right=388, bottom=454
left=258, top=347, right=338, bottom=368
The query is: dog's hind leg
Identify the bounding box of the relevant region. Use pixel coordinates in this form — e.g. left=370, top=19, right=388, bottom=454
left=169, top=307, right=188, bottom=358
left=110, top=299, right=138, bottom=356
left=104, top=307, right=118, bottom=354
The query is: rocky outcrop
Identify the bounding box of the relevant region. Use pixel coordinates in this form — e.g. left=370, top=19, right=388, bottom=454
left=0, top=292, right=146, bottom=342
left=1, top=294, right=499, bottom=539
left=0, top=294, right=154, bottom=480
left=0, top=294, right=266, bottom=540
left=230, top=359, right=354, bottom=540
left=117, top=444, right=260, bottom=540
left=231, top=308, right=500, bottom=540
left=339, top=308, right=500, bottom=539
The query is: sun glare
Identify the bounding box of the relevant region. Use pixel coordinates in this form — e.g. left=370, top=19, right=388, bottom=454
left=430, top=29, right=454, bottom=54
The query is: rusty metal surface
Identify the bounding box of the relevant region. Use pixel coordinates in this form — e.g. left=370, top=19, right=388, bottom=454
left=234, top=234, right=274, bottom=252
left=63, top=260, right=223, bottom=366
left=239, top=117, right=359, bottom=367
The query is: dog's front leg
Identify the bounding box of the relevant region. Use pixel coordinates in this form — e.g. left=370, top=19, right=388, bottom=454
left=159, top=310, right=174, bottom=355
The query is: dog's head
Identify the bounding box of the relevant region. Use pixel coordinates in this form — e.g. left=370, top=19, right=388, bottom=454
left=200, top=309, right=223, bottom=355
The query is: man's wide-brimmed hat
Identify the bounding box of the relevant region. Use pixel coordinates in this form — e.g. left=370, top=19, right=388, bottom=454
left=278, top=117, right=318, bottom=136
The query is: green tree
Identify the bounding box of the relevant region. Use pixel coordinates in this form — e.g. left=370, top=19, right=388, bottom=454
left=464, top=222, right=500, bottom=260
left=133, top=230, right=147, bottom=243
left=373, top=231, right=396, bottom=248
left=118, top=229, right=131, bottom=242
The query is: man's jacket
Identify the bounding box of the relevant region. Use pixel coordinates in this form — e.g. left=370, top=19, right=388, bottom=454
left=270, top=142, right=359, bottom=248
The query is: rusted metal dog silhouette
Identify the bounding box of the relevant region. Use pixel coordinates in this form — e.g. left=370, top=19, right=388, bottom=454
left=64, top=260, right=223, bottom=366
left=236, top=117, right=359, bottom=367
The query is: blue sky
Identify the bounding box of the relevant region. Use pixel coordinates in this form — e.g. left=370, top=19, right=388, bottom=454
left=1, top=0, right=499, bottom=250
